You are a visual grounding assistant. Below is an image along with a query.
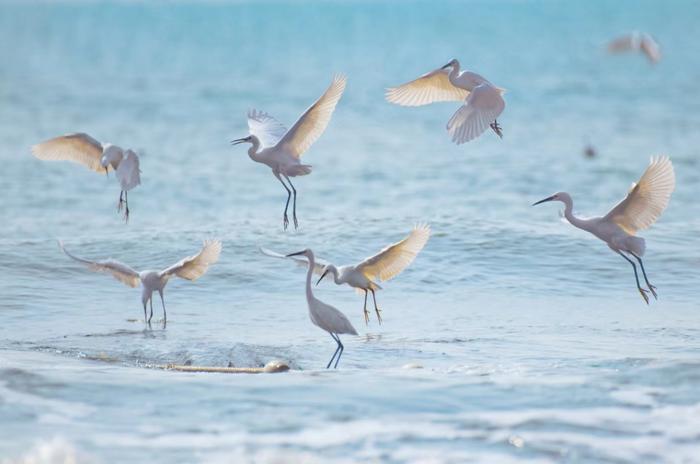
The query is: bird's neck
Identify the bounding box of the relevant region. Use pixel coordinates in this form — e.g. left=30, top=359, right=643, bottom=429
left=447, top=63, right=461, bottom=86
left=247, top=136, right=262, bottom=162
left=562, top=198, right=588, bottom=231
left=305, top=255, right=315, bottom=303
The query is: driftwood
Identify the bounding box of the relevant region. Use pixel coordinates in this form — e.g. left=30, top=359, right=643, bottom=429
left=155, top=360, right=289, bottom=374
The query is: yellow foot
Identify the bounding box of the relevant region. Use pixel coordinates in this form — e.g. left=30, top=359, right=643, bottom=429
left=363, top=309, right=370, bottom=325
left=375, top=308, right=383, bottom=325
left=638, top=287, right=650, bottom=305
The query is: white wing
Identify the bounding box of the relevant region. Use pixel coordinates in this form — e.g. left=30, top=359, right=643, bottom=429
left=32, top=133, right=109, bottom=173
left=607, top=33, right=637, bottom=53
left=640, top=34, right=661, bottom=64
left=356, top=224, right=431, bottom=282
left=259, top=247, right=328, bottom=275
left=385, top=68, right=469, bottom=107
left=447, top=84, right=505, bottom=144
left=247, top=109, right=288, bottom=149
left=59, top=241, right=140, bottom=288
left=604, top=156, right=675, bottom=235
left=160, top=240, right=222, bottom=281
left=116, top=150, right=141, bottom=191
left=277, top=74, right=346, bottom=158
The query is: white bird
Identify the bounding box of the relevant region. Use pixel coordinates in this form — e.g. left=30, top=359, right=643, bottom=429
left=286, top=249, right=358, bottom=369
left=533, top=156, right=675, bottom=304
left=386, top=59, right=506, bottom=144
left=231, top=74, right=347, bottom=230
left=32, top=133, right=142, bottom=222
left=59, top=240, right=222, bottom=326
left=262, top=223, right=430, bottom=325
left=607, top=32, right=661, bottom=64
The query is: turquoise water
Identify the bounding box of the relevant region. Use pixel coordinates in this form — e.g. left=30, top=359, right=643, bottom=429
left=2, top=0, right=700, bottom=462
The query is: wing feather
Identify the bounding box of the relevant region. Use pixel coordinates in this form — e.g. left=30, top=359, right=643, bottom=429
left=116, top=150, right=141, bottom=191
left=32, top=133, right=109, bottom=173
left=386, top=68, right=469, bottom=107
left=59, top=241, right=140, bottom=288
left=247, top=109, right=288, bottom=149
left=356, top=224, right=431, bottom=282
left=447, top=84, right=505, bottom=144
left=160, top=240, right=222, bottom=281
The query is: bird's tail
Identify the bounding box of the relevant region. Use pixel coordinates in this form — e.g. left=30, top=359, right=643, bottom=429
left=626, top=236, right=646, bottom=257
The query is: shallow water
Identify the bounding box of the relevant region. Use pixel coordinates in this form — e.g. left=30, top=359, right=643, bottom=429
left=2, top=0, right=700, bottom=462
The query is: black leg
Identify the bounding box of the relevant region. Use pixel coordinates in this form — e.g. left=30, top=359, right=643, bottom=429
left=159, top=290, right=167, bottom=327
left=148, top=297, right=154, bottom=323
left=275, top=174, right=292, bottom=230
left=490, top=119, right=503, bottom=138
left=617, top=251, right=649, bottom=304
left=363, top=290, right=370, bottom=325
left=370, top=289, right=382, bottom=324
left=334, top=336, right=344, bottom=369
left=630, top=252, right=657, bottom=300
left=143, top=300, right=148, bottom=324
left=118, top=191, right=124, bottom=212
left=326, top=333, right=341, bottom=369
left=124, top=190, right=130, bottom=223
left=285, top=175, right=298, bottom=230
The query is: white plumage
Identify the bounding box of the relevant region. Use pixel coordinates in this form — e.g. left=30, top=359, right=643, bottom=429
left=608, top=31, right=661, bottom=64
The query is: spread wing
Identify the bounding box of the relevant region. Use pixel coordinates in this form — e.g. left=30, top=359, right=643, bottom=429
left=116, top=150, right=141, bottom=191
left=607, top=33, right=637, bottom=53
left=160, top=240, right=222, bottom=281
left=59, top=241, right=140, bottom=288
left=385, top=68, right=470, bottom=107
left=447, top=84, right=505, bottom=144
left=247, top=109, right=288, bottom=149
left=356, top=224, right=431, bottom=282
left=32, top=133, right=109, bottom=173
left=604, top=156, right=675, bottom=235
left=640, top=34, right=661, bottom=64
left=259, top=247, right=328, bottom=275
left=277, top=74, right=346, bottom=158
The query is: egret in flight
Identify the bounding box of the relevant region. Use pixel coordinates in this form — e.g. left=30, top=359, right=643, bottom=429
left=32, top=133, right=141, bottom=222
left=59, top=240, right=222, bottom=326
left=607, top=32, right=661, bottom=64
left=262, top=223, right=430, bottom=324
left=231, top=75, right=347, bottom=230
left=533, top=156, right=675, bottom=303
left=386, top=59, right=505, bottom=144
left=286, top=249, right=358, bottom=369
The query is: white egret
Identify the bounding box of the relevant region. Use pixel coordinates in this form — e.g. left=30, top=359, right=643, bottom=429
left=286, top=249, right=358, bottom=369
left=31, top=133, right=141, bottom=222
left=607, top=32, right=661, bottom=64
left=533, top=156, right=675, bottom=304
left=262, top=223, right=430, bottom=324
left=231, top=75, right=347, bottom=230
left=59, top=240, right=222, bottom=326
left=386, top=59, right=506, bottom=144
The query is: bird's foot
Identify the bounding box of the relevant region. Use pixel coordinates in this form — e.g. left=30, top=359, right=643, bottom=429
left=638, top=287, right=650, bottom=305
left=648, top=284, right=658, bottom=300
left=293, top=214, right=299, bottom=230
left=375, top=307, right=383, bottom=325
left=490, top=120, right=503, bottom=138
left=283, top=214, right=289, bottom=231
left=363, top=308, right=370, bottom=325
left=123, top=206, right=130, bottom=223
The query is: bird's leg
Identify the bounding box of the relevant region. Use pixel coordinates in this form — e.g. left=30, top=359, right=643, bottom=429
left=326, top=333, right=341, bottom=369
left=143, top=301, right=148, bottom=324
left=617, top=251, right=649, bottom=304
left=363, top=290, right=370, bottom=325
left=630, top=252, right=657, bottom=300
left=148, top=297, right=154, bottom=323
left=159, top=289, right=167, bottom=328
left=370, top=289, right=382, bottom=325
left=124, top=191, right=130, bottom=223
left=117, top=191, right=124, bottom=212
left=275, top=173, right=292, bottom=231
left=285, top=175, right=299, bottom=230
left=490, top=119, right=503, bottom=138
left=334, top=336, right=344, bottom=369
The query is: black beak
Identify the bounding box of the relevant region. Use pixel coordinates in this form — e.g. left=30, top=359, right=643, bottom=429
left=104, top=166, right=109, bottom=177
left=440, top=62, right=452, bottom=69
left=316, top=270, right=328, bottom=286
left=286, top=251, right=306, bottom=258
left=230, top=137, right=247, bottom=146
left=532, top=195, right=555, bottom=206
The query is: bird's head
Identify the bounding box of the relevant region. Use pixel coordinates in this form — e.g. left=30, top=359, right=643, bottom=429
left=100, top=144, right=123, bottom=170
left=230, top=135, right=253, bottom=146
left=441, top=58, right=459, bottom=70
left=316, top=264, right=338, bottom=286
left=532, top=192, right=571, bottom=206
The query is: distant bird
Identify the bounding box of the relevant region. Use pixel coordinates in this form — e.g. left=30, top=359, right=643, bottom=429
left=286, top=249, right=358, bottom=369
left=386, top=59, right=506, bottom=144
left=231, top=75, right=347, bottom=230
left=59, top=240, right=222, bottom=326
left=584, top=144, right=598, bottom=159
left=607, top=32, right=661, bottom=64
left=533, top=156, right=674, bottom=304
left=31, top=133, right=141, bottom=222
left=262, top=224, right=431, bottom=324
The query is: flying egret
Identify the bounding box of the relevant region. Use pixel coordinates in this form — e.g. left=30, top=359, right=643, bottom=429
left=286, top=249, right=358, bottom=369
left=31, top=133, right=141, bottom=222
left=607, top=32, right=661, bottom=64
left=231, top=74, right=347, bottom=230
left=533, top=156, right=674, bottom=304
left=262, top=223, right=431, bottom=325
left=386, top=59, right=506, bottom=144
left=59, top=240, right=222, bottom=326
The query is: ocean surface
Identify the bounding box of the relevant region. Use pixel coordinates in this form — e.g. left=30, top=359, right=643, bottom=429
left=1, top=0, right=700, bottom=462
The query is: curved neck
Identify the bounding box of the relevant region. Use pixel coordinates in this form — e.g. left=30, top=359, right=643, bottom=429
left=305, top=254, right=315, bottom=303
left=447, top=62, right=461, bottom=84
left=247, top=136, right=262, bottom=161
left=329, top=266, right=342, bottom=284
left=562, top=197, right=588, bottom=230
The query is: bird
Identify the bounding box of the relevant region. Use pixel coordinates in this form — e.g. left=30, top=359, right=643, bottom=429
left=533, top=156, right=675, bottom=304
left=386, top=59, right=506, bottom=144
left=286, top=248, right=358, bottom=369
left=261, top=223, right=430, bottom=325
left=31, top=133, right=141, bottom=222
left=231, top=74, right=347, bottom=230
left=58, top=239, right=222, bottom=326
left=607, top=32, right=661, bottom=64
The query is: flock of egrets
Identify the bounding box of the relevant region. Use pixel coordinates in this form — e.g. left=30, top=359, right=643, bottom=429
left=30, top=32, right=674, bottom=368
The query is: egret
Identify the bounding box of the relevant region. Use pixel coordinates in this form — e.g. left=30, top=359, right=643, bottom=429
left=31, top=133, right=141, bottom=222
left=231, top=74, right=347, bottom=230
left=533, top=156, right=675, bottom=304
left=262, top=223, right=430, bottom=324
left=59, top=240, right=222, bottom=326
left=607, top=32, right=661, bottom=64
left=386, top=59, right=506, bottom=144
left=286, top=249, right=358, bottom=369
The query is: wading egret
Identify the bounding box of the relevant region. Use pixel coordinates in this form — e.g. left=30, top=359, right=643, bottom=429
left=286, top=249, right=358, bottom=369
left=262, top=223, right=430, bottom=325
left=607, top=32, right=661, bottom=64
left=59, top=240, right=222, bottom=326
left=386, top=59, right=505, bottom=144
left=31, top=133, right=141, bottom=222
left=231, top=75, right=347, bottom=230
left=533, top=156, right=674, bottom=304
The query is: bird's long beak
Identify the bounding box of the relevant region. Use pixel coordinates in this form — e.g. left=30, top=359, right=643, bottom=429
left=286, top=251, right=306, bottom=258
left=104, top=166, right=109, bottom=177
left=230, top=137, right=247, bottom=146
left=316, top=270, right=328, bottom=286
left=440, top=62, right=452, bottom=69
left=532, top=195, right=555, bottom=206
